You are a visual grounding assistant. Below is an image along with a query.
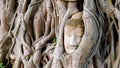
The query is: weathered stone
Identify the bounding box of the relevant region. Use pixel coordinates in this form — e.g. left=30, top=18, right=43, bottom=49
left=64, top=12, right=84, bottom=53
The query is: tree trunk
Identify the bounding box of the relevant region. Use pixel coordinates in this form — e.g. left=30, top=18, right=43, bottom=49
left=0, top=0, right=119, bottom=68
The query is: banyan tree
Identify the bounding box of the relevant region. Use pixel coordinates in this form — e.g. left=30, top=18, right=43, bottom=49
left=0, top=0, right=120, bottom=68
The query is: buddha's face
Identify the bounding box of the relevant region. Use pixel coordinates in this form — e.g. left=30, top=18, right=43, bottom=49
left=64, top=24, right=83, bottom=53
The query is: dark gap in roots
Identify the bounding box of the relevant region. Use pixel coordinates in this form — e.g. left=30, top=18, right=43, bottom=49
left=100, top=13, right=111, bottom=61
left=102, top=13, right=108, bottom=36
left=26, top=0, right=31, bottom=11
left=21, top=44, right=24, bottom=54
left=113, top=18, right=118, bottom=42
left=114, top=18, right=118, bottom=42
left=26, top=0, right=31, bottom=12
left=12, top=0, right=17, bottom=12
left=41, top=47, right=47, bottom=67
left=93, top=56, right=98, bottom=68
left=11, top=13, right=18, bottom=31
left=104, top=63, right=107, bottom=68
left=113, top=18, right=118, bottom=59
left=14, top=0, right=18, bottom=12
left=112, top=0, right=116, bottom=5
left=77, top=0, right=84, bottom=11
left=5, top=56, right=12, bottom=68
left=100, top=39, right=110, bottom=61
left=0, top=20, right=1, bottom=27
left=42, top=47, right=46, bottom=53
left=6, top=60, right=12, bottom=68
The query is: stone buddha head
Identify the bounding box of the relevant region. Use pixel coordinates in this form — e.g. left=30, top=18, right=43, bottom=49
left=64, top=12, right=84, bottom=53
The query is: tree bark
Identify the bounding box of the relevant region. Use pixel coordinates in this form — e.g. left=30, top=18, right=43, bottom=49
left=0, top=0, right=119, bottom=68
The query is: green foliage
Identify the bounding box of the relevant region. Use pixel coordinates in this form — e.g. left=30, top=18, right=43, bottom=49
left=0, top=63, right=4, bottom=68
left=52, top=37, right=57, bottom=43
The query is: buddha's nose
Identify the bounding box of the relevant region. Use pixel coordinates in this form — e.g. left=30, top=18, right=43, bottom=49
left=70, top=34, right=77, bottom=45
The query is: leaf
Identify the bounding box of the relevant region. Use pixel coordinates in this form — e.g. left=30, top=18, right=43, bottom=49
left=52, top=37, right=57, bottom=43
left=0, top=63, right=5, bottom=68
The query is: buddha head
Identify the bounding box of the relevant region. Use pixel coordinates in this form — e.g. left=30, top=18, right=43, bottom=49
left=64, top=12, right=84, bottom=53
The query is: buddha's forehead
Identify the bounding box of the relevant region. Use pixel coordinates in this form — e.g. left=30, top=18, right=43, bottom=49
left=65, top=24, right=82, bottom=31
left=66, top=19, right=82, bottom=25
